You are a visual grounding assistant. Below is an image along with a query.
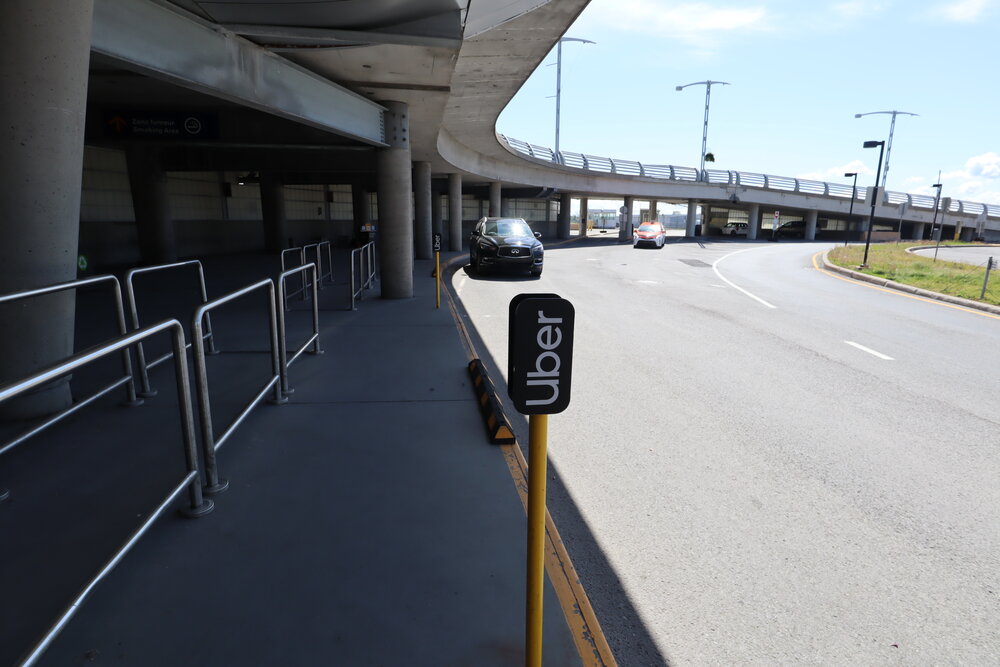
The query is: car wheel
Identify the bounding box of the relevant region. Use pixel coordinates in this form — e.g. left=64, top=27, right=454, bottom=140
left=531, top=268, right=542, bottom=277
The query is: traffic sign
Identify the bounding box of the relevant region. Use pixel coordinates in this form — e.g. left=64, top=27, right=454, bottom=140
left=508, top=294, right=574, bottom=414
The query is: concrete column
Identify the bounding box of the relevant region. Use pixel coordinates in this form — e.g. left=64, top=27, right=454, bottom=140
left=413, top=161, right=432, bottom=260
left=489, top=182, right=501, bottom=217
left=377, top=101, right=414, bottom=298
left=127, top=146, right=177, bottom=264
left=545, top=198, right=556, bottom=238
left=747, top=203, right=760, bottom=240
left=579, top=198, right=589, bottom=235
left=352, top=184, right=371, bottom=246
left=448, top=173, right=462, bottom=251
left=805, top=210, right=819, bottom=241
left=0, top=0, right=94, bottom=418
left=620, top=197, right=635, bottom=242
left=912, top=221, right=926, bottom=240
left=686, top=201, right=698, bottom=236
left=649, top=200, right=659, bottom=222
left=260, top=173, right=287, bottom=252
left=432, top=192, right=443, bottom=236
left=558, top=193, right=572, bottom=239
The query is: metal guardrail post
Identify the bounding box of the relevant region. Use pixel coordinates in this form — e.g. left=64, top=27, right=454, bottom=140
left=277, top=263, right=323, bottom=396
left=190, top=279, right=285, bottom=495
left=125, top=260, right=217, bottom=398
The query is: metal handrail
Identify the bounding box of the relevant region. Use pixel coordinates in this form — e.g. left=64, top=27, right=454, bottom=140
left=0, top=276, right=144, bottom=461
left=280, top=246, right=308, bottom=305
left=125, top=260, right=217, bottom=397
left=348, top=241, right=377, bottom=310
left=190, top=279, right=284, bottom=494
left=277, top=264, right=322, bottom=396
left=4, top=319, right=212, bottom=667
left=315, top=241, right=334, bottom=285
left=498, top=134, right=999, bottom=222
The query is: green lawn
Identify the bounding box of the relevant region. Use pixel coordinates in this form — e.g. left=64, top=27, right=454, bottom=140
left=826, top=242, right=1000, bottom=306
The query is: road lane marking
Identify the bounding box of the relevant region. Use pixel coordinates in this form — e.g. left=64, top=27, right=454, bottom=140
left=845, top=340, right=894, bottom=360
left=712, top=247, right=778, bottom=309
left=811, top=252, right=1000, bottom=321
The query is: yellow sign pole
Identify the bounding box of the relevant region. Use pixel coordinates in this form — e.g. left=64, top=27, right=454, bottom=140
left=526, top=413, right=549, bottom=667
left=435, top=251, right=441, bottom=309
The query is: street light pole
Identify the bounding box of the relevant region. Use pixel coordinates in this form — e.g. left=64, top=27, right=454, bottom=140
left=676, top=80, right=730, bottom=178
left=855, top=110, right=918, bottom=188
left=861, top=140, right=886, bottom=268
left=844, top=171, right=858, bottom=246
left=553, top=37, right=595, bottom=156
left=928, top=177, right=943, bottom=260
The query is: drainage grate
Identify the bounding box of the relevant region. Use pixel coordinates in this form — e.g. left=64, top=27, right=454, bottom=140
left=679, top=259, right=711, bottom=268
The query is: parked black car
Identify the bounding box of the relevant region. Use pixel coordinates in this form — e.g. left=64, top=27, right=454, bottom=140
left=775, top=220, right=809, bottom=239
left=469, top=217, right=544, bottom=276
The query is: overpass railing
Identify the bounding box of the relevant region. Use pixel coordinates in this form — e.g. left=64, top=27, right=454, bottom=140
left=499, top=134, right=1000, bottom=219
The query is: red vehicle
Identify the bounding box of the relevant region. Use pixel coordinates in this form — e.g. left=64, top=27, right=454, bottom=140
left=633, top=221, right=667, bottom=249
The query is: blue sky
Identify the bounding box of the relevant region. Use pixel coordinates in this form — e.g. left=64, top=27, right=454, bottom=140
left=496, top=0, right=1000, bottom=211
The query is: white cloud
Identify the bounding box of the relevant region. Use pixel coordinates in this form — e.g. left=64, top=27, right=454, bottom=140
left=929, top=0, right=993, bottom=22
left=966, top=151, right=1000, bottom=178
left=795, top=159, right=873, bottom=182
left=926, top=154, right=1000, bottom=204
left=582, top=0, right=769, bottom=45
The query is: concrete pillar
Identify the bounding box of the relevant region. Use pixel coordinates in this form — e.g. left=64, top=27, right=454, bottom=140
left=805, top=210, right=819, bottom=240
left=912, top=221, right=926, bottom=240
left=413, top=161, right=432, bottom=260
left=0, top=0, right=94, bottom=418
left=127, top=147, right=177, bottom=264
left=746, top=204, right=760, bottom=240
left=579, top=198, right=589, bottom=235
left=376, top=101, right=413, bottom=298
left=448, top=173, right=462, bottom=251
left=620, top=197, right=635, bottom=242
left=489, top=182, right=501, bottom=217
left=649, top=200, right=659, bottom=223
left=686, top=201, right=698, bottom=236
left=260, top=173, right=287, bottom=252
left=432, top=192, right=443, bottom=236
left=352, top=184, right=371, bottom=246
left=558, top=193, right=572, bottom=239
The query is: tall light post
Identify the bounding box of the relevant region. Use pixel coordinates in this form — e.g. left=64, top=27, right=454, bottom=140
left=861, top=140, right=886, bottom=268
left=553, top=37, right=595, bottom=156
left=676, top=80, right=730, bottom=178
left=844, top=171, right=858, bottom=246
left=928, top=178, right=944, bottom=260
left=855, top=110, right=918, bottom=188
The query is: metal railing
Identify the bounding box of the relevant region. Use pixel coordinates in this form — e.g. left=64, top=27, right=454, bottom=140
left=280, top=246, right=309, bottom=305
left=277, top=263, right=322, bottom=396
left=125, top=260, right=217, bottom=397
left=0, top=276, right=143, bottom=461
left=190, top=279, right=284, bottom=494
left=303, top=241, right=334, bottom=288
left=498, top=134, right=1000, bottom=219
left=349, top=241, right=377, bottom=310
left=5, top=319, right=213, bottom=667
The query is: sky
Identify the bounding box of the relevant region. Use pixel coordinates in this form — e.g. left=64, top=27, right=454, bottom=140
left=496, top=0, right=1000, bottom=212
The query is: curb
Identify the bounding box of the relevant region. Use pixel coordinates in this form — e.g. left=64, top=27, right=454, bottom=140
left=820, top=250, right=1000, bottom=316
left=467, top=358, right=515, bottom=444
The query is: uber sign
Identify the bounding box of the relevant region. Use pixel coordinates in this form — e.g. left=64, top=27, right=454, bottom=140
left=432, top=233, right=442, bottom=252
left=508, top=294, right=575, bottom=414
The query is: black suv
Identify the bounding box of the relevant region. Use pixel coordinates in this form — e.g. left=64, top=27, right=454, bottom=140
left=469, top=217, right=544, bottom=276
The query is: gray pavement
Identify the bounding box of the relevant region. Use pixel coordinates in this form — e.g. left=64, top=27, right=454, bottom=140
left=1, top=252, right=586, bottom=666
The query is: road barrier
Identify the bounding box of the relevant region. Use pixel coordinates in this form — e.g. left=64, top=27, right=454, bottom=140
left=467, top=358, right=515, bottom=444
left=190, top=279, right=284, bottom=494
left=0, top=276, right=142, bottom=462
left=4, top=319, right=213, bottom=667
left=125, top=260, right=217, bottom=397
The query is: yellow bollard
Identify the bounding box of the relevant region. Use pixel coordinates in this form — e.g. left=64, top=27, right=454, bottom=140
left=526, top=413, right=549, bottom=667
left=435, top=251, right=441, bottom=309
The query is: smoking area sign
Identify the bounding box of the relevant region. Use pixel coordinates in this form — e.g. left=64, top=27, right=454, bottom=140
left=507, top=294, right=574, bottom=414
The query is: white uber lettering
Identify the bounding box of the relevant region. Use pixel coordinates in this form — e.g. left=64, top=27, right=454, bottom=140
left=526, top=309, right=563, bottom=406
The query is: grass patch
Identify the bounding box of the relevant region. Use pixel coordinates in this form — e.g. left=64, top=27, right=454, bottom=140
left=827, top=242, right=1000, bottom=306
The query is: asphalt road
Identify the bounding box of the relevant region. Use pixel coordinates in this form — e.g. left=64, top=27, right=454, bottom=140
left=911, top=244, right=1000, bottom=268
left=451, top=237, right=1000, bottom=665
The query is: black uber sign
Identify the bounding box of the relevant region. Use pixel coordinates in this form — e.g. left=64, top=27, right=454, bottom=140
left=508, top=294, right=575, bottom=414
left=432, top=233, right=442, bottom=252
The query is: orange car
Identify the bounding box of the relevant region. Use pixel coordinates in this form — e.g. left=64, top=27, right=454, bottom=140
left=633, top=222, right=667, bottom=248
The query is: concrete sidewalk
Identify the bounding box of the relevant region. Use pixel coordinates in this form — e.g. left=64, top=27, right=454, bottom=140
left=2, top=252, right=591, bottom=666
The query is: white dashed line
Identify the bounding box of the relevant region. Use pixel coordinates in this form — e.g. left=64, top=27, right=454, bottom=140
left=845, top=340, right=894, bottom=360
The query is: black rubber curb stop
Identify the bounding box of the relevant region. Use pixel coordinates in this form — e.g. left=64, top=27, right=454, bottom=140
left=467, top=358, right=515, bottom=444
